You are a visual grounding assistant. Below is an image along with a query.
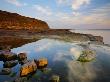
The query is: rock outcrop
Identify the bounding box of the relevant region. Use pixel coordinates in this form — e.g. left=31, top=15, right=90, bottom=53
left=77, top=49, right=96, bottom=62
left=0, top=10, right=49, bottom=31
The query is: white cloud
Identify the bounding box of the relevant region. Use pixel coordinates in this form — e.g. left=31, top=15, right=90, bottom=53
left=48, top=3, right=110, bottom=29
left=36, top=42, right=52, bottom=52
left=5, top=0, right=26, bottom=7
left=70, top=47, right=81, bottom=59
left=33, top=5, right=52, bottom=16
left=73, top=12, right=80, bottom=16
left=57, top=0, right=70, bottom=4
left=72, top=0, right=90, bottom=10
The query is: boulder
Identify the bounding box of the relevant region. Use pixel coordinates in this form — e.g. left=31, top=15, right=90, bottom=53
left=18, top=53, right=27, bottom=61
left=50, top=75, right=60, bottom=82
left=20, top=60, right=37, bottom=76
left=77, top=49, right=96, bottom=62
left=0, top=51, right=17, bottom=61
left=35, top=58, right=48, bottom=69
left=0, top=68, right=11, bottom=75
left=3, top=60, right=18, bottom=68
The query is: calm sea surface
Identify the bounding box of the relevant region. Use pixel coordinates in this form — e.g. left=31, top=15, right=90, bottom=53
left=0, top=30, right=110, bottom=82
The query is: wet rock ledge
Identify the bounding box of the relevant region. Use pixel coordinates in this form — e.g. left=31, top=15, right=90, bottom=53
left=0, top=46, right=60, bottom=82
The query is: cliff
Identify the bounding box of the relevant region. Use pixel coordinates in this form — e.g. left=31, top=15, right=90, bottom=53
left=0, top=10, right=49, bottom=30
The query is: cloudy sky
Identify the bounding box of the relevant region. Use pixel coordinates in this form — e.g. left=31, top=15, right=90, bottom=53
left=0, top=0, right=110, bottom=29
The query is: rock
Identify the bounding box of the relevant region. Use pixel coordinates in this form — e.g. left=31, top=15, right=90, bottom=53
left=0, top=51, right=17, bottom=61
left=20, top=60, right=37, bottom=76
left=77, top=49, right=96, bottom=62
left=3, top=60, right=18, bottom=68
left=19, top=59, right=30, bottom=65
left=18, top=53, right=27, bottom=61
left=35, top=58, right=48, bottom=69
left=0, top=68, right=11, bottom=75
left=50, top=75, right=60, bottom=82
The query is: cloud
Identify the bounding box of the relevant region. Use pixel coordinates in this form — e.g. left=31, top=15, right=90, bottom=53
left=70, top=47, right=81, bottom=59
left=57, top=0, right=70, bottom=4
left=5, top=0, right=26, bottom=7
left=48, top=3, right=110, bottom=29
left=33, top=5, right=52, bottom=16
left=72, top=0, right=90, bottom=10
left=36, top=42, right=52, bottom=52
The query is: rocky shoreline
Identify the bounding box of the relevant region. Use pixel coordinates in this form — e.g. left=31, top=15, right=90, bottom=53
left=0, top=29, right=104, bottom=49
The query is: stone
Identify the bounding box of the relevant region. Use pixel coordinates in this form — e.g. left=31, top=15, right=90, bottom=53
left=1, top=51, right=17, bottom=61
left=77, top=49, right=96, bottom=62
left=20, top=60, right=37, bottom=76
left=0, top=68, right=11, bottom=75
left=3, top=60, right=18, bottom=68
left=50, top=75, right=60, bottom=82
left=18, top=53, right=27, bottom=61
left=35, top=58, right=48, bottom=69
left=19, top=59, right=30, bottom=65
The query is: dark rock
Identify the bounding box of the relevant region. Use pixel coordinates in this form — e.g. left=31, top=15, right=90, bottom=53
left=18, top=53, right=27, bottom=61
left=20, top=60, right=37, bottom=76
left=35, top=58, right=48, bottom=69
left=0, top=68, right=11, bottom=75
left=0, top=51, right=17, bottom=61
left=3, top=60, right=18, bottom=68
left=19, top=59, right=30, bottom=65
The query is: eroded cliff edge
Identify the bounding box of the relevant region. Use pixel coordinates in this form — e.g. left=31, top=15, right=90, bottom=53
left=0, top=10, right=49, bottom=31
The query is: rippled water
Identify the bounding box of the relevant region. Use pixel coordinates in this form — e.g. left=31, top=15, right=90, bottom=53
left=0, top=38, right=110, bottom=82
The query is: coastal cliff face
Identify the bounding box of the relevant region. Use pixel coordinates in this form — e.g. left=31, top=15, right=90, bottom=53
left=0, top=10, right=49, bottom=30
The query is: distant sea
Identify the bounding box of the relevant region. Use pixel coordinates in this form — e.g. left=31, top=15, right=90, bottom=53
left=71, top=29, right=110, bottom=44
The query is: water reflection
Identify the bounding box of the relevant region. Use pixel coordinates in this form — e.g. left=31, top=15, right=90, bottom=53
left=0, top=38, right=110, bottom=82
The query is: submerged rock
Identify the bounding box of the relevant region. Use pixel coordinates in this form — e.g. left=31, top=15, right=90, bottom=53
left=50, top=75, right=60, bottom=82
left=14, top=77, right=27, bottom=82
left=0, top=68, right=11, bottom=75
left=77, top=49, right=96, bottom=62
left=18, top=53, right=27, bottom=61
left=3, top=60, right=18, bottom=68
left=35, top=58, right=48, bottom=69
left=20, top=60, right=37, bottom=76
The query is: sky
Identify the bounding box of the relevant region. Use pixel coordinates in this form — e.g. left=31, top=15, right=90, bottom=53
left=0, top=0, right=110, bottom=29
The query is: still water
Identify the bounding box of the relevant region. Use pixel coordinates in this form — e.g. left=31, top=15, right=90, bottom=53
left=0, top=38, right=110, bottom=82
